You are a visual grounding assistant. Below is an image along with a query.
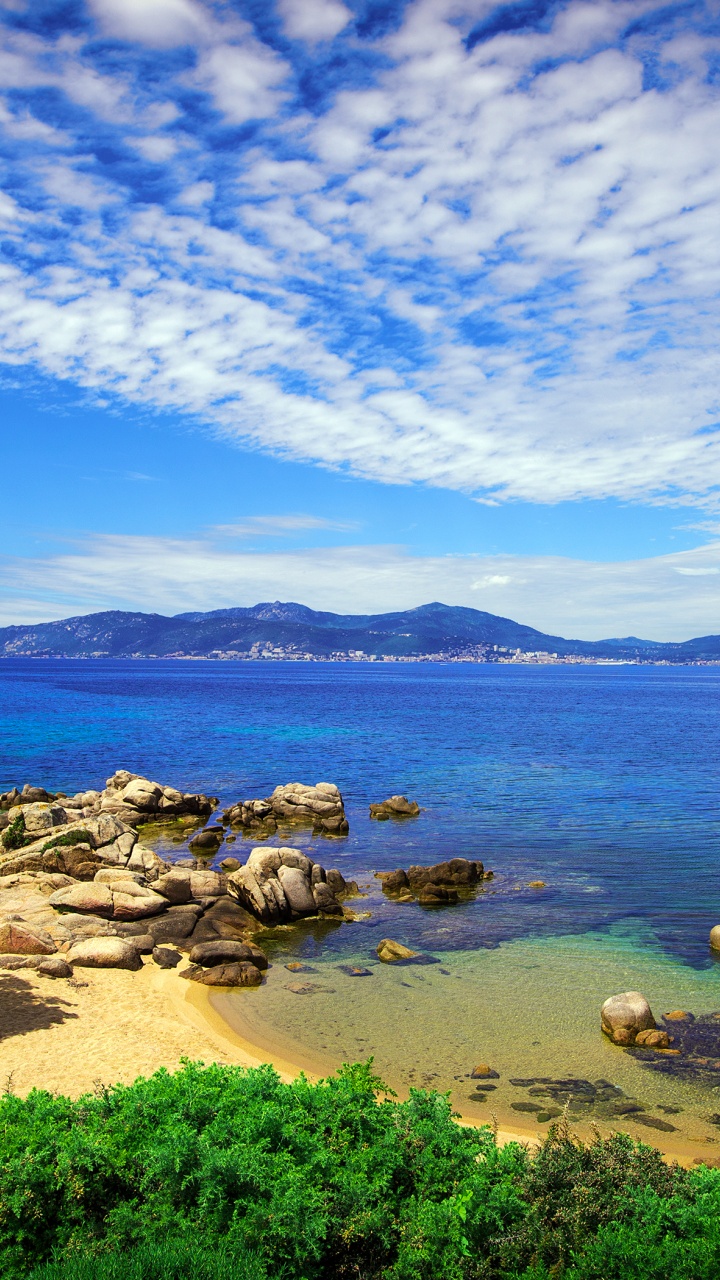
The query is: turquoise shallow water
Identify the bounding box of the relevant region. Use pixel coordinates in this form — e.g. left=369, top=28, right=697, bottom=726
left=4, top=658, right=720, bottom=1139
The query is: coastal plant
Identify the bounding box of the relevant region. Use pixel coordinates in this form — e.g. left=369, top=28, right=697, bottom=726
left=40, top=830, right=93, bottom=854
left=2, top=1061, right=720, bottom=1279
left=1, top=812, right=28, bottom=851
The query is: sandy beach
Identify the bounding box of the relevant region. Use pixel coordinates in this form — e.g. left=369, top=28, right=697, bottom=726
left=2, top=957, right=717, bottom=1170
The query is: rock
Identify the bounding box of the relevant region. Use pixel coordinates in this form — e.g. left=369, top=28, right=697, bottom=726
left=0, top=921, right=56, bottom=954
left=601, top=991, right=656, bottom=1045
left=100, top=772, right=215, bottom=826
left=710, top=926, right=720, bottom=952
left=152, top=946, right=182, bottom=968
left=220, top=857, right=240, bottom=871
left=337, top=964, right=372, bottom=977
left=664, top=1010, right=693, bottom=1021
left=376, top=938, right=420, bottom=963
left=376, top=869, right=410, bottom=891
left=189, top=940, right=268, bottom=969
left=48, top=883, right=115, bottom=917
left=416, top=885, right=458, bottom=905
left=227, top=847, right=349, bottom=925
left=66, top=938, right=143, bottom=970
left=189, top=870, right=226, bottom=899
left=631, top=1114, right=677, bottom=1132
left=369, top=795, right=420, bottom=820
left=285, top=961, right=316, bottom=972
left=312, top=882, right=343, bottom=915
left=94, top=868, right=146, bottom=885
left=407, top=859, right=484, bottom=888
left=152, top=871, right=192, bottom=903
left=325, top=868, right=347, bottom=896
left=147, top=911, right=198, bottom=943
left=110, top=884, right=167, bottom=921
left=37, top=956, right=73, bottom=978
left=223, top=781, right=348, bottom=836
left=527, top=881, right=547, bottom=889
left=182, top=961, right=262, bottom=987
left=189, top=828, right=223, bottom=853
left=635, top=1029, right=672, bottom=1048
left=470, top=1064, right=499, bottom=1079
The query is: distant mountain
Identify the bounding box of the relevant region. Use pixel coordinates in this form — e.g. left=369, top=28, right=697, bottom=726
left=0, top=601, right=716, bottom=661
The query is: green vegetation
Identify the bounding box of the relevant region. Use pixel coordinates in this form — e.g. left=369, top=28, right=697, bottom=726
left=1, top=812, right=28, bottom=851
left=0, top=1060, right=718, bottom=1279
left=40, top=830, right=93, bottom=853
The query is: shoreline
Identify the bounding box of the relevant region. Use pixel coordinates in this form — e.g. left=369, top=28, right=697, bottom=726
left=1, top=953, right=718, bottom=1170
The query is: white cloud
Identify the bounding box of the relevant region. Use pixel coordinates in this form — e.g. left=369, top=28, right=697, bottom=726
left=277, top=0, right=352, bottom=43
left=212, top=514, right=359, bottom=535
left=87, top=0, right=211, bottom=48
left=2, top=532, right=720, bottom=641
left=1, top=0, right=720, bottom=510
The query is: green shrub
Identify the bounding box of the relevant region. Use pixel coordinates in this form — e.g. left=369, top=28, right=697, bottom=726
left=1, top=1062, right=719, bottom=1280
left=40, top=830, right=93, bottom=853
left=1, top=812, right=28, bottom=851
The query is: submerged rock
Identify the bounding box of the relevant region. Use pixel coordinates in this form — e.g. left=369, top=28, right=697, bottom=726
left=376, top=938, right=420, bottom=963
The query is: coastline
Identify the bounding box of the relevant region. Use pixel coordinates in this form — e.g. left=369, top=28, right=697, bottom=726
left=2, top=954, right=711, bottom=1168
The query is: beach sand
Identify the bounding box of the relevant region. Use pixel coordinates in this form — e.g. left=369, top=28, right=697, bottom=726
left=1, top=957, right=717, bottom=1169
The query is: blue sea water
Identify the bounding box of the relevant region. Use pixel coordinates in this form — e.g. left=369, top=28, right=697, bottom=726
left=2, top=658, right=719, bottom=969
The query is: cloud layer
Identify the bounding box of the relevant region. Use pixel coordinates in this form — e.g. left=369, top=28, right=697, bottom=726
left=1, top=1, right=720, bottom=507
left=2, top=529, right=720, bottom=641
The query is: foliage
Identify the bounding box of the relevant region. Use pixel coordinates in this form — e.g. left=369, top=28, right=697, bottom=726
left=40, top=830, right=93, bottom=853
left=0, top=1061, right=717, bottom=1280
left=1, top=812, right=28, bottom=851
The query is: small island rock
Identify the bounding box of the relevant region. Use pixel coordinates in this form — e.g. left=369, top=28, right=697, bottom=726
left=369, top=796, right=420, bottom=820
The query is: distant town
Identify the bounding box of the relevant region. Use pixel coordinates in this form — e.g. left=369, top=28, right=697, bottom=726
left=183, top=643, right=718, bottom=666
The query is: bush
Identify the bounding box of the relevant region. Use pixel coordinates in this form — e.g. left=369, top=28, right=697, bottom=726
left=0, top=1062, right=718, bottom=1280
left=40, top=830, right=93, bottom=853
left=1, top=812, right=28, bottom=851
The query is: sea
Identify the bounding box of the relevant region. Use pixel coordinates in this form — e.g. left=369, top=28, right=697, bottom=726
left=4, top=658, right=720, bottom=1143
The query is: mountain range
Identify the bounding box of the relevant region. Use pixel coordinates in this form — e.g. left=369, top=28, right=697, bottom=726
left=0, top=602, right=718, bottom=661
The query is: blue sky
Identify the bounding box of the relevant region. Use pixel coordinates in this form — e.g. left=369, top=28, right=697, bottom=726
left=1, top=0, right=720, bottom=638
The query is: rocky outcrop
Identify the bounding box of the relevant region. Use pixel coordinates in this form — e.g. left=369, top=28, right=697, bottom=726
left=0, top=921, right=56, bottom=955
left=601, top=991, right=659, bottom=1046
left=223, top=782, right=348, bottom=836
left=180, top=961, right=263, bottom=987
left=99, top=771, right=216, bottom=826
left=369, top=795, right=420, bottom=820
left=226, top=847, right=354, bottom=924
left=376, top=858, right=485, bottom=904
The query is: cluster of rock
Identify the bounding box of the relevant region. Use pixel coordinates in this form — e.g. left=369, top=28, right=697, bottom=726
left=376, top=858, right=487, bottom=905
left=369, top=795, right=420, bottom=820
left=222, top=783, right=348, bottom=836
left=0, top=772, right=215, bottom=847
left=226, top=847, right=356, bottom=924
left=600, top=991, right=672, bottom=1048
left=180, top=939, right=268, bottom=987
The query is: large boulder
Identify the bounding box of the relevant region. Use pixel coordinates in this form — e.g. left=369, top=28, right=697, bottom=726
left=227, top=847, right=345, bottom=924
left=369, top=795, right=420, bottom=820
left=0, top=921, right=56, bottom=955
left=66, top=937, right=143, bottom=970
left=601, top=991, right=656, bottom=1046
left=48, top=880, right=167, bottom=922
left=223, top=782, right=348, bottom=836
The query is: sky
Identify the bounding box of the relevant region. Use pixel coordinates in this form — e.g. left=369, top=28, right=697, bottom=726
left=1, top=0, right=720, bottom=639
